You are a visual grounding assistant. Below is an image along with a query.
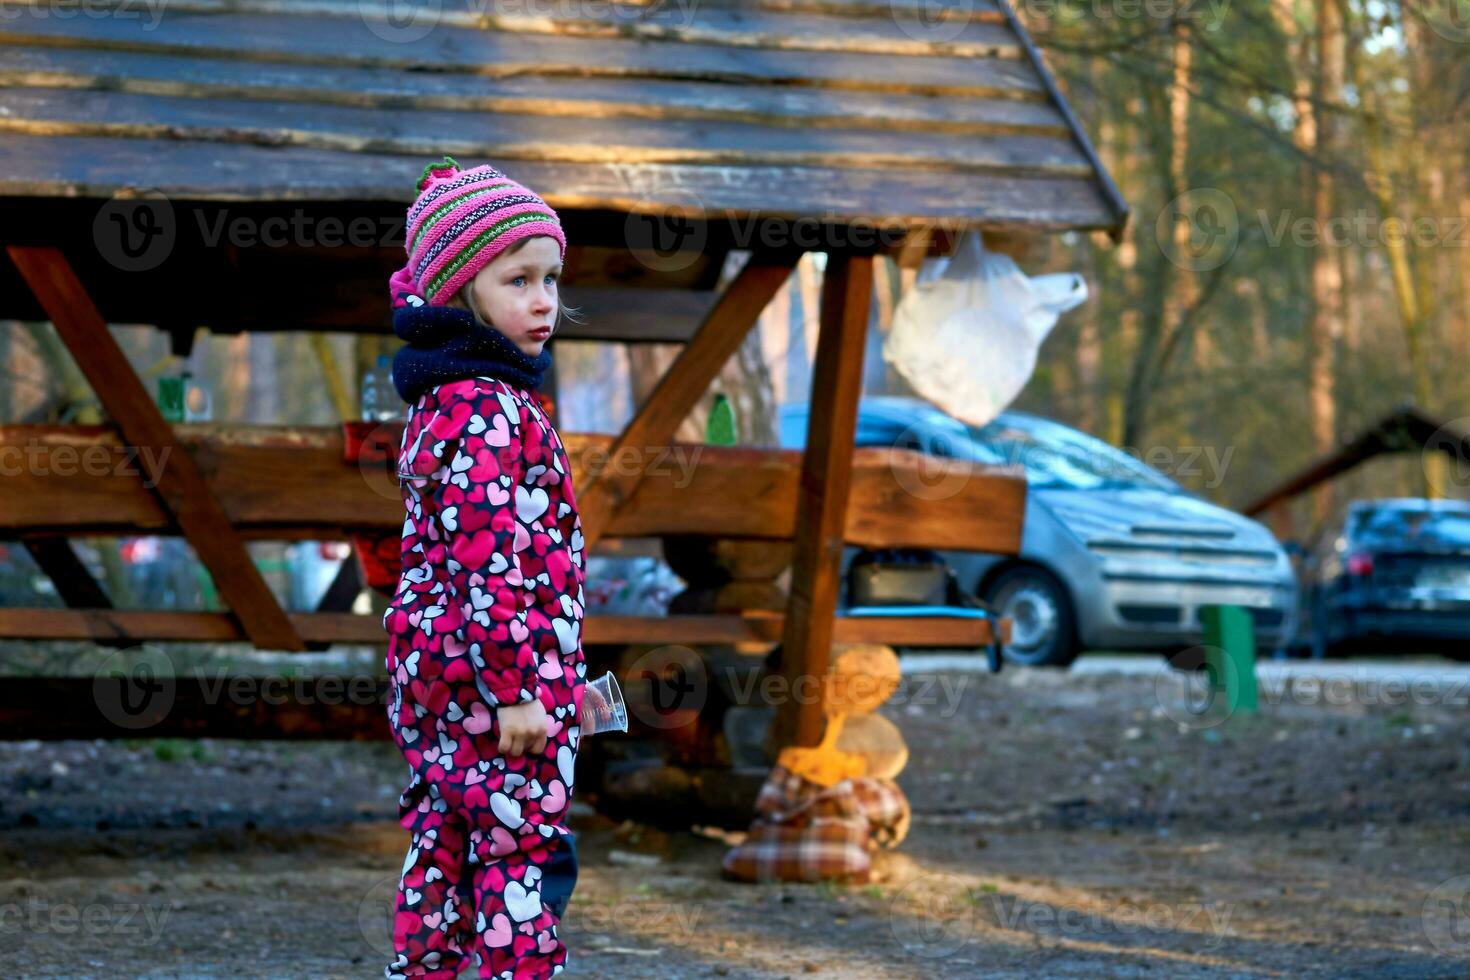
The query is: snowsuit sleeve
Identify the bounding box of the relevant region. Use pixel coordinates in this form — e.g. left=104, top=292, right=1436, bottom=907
left=401, top=379, right=542, bottom=707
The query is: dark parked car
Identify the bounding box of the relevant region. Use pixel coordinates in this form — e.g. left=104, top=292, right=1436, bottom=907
left=1298, top=498, right=1470, bottom=659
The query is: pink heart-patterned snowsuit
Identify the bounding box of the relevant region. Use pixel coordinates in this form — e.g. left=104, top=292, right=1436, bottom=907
left=382, top=375, right=585, bottom=979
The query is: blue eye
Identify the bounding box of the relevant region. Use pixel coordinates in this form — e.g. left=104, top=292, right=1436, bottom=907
left=511, top=275, right=526, bottom=286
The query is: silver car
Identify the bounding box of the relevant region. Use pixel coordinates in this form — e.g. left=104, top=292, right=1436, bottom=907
left=779, top=397, right=1298, bottom=666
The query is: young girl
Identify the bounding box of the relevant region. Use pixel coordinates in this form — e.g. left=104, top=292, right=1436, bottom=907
left=381, top=157, right=585, bottom=980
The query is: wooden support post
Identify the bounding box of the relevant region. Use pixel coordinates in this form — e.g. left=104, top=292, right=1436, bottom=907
left=772, top=251, right=874, bottom=750
left=6, top=245, right=306, bottom=651
left=577, top=251, right=798, bottom=550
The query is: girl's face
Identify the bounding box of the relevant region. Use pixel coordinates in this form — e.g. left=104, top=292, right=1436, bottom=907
left=450, top=235, right=563, bottom=357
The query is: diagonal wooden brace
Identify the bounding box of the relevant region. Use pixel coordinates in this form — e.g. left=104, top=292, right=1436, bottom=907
left=7, top=245, right=306, bottom=652
left=576, top=250, right=798, bottom=550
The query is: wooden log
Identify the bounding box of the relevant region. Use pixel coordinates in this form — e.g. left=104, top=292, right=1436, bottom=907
left=0, top=424, right=1026, bottom=553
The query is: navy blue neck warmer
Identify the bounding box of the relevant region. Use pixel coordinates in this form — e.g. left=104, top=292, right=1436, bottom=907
left=391, top=301, right=552, bottom=405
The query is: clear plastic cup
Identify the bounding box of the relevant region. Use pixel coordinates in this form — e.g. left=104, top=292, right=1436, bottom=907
left=579, top=671, right=628, bottom=735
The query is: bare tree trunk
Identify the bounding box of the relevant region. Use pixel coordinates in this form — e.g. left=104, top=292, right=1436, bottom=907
left=1336, top=0, right=1430, bottom=428
left=1122, top=35, right=1192, bottom=449
left=1247, top=280, right=1269, bottom=362
left=1459, top=193, right=1470, bottom=370
left=19, top=321, right=98, bottom=423
left=1102, top=97, right=1137, bottom=447
left=1340, top=246, right=1360, bottom=353
left=219, top=332, right=251, bottom=422
left=1268, top=0, right=1342, bottom=523
left=1311, top=0, right=1344, bottom=521
left=626, top=253, right=779, bottom=446
left=1167, top=26, right=1200, bottom=373
left=798, top=252, right=821, bottom=370
left=758, top=272, right=793, bottom=407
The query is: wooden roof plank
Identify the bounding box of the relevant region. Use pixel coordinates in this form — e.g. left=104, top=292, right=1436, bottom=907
left=0, top=134, right=1122, bottom=229
left=0, top=87, right=1095, bottom=177
left=0, top=45, right=1068, bottom=136
left=84, top=0, right=1021, bottom=59
left=0, top=12, right=1040, bottom=96
left=620, top=0, right=1004, bottom=18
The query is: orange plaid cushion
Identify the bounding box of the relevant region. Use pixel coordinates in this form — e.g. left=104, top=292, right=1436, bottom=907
left=720, top=816, right=874, bottom=883
left=721, top=764, right=912, bottom=884
left=754, top=764, right=911, bottom=847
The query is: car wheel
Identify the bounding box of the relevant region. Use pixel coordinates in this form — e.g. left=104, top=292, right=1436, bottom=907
left=983, top=566, right=1079, bottom=668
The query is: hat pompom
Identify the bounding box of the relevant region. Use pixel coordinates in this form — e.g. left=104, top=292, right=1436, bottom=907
left=415, top=155, right=460, bottom=193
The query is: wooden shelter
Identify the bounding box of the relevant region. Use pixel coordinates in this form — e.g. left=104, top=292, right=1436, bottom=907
left=0, top=0, right=1128, bottom=750
left=1242, top=406, right=1470, bottom=539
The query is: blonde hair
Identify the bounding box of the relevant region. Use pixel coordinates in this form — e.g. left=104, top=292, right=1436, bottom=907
left=447, top=235, right=585, bottom=330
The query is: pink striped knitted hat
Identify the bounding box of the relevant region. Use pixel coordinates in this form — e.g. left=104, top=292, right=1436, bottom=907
left=388, top=156, right=566, bottom=311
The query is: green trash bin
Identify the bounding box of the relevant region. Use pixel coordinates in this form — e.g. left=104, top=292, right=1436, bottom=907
left=1200, top=603, right=1258, bottom=715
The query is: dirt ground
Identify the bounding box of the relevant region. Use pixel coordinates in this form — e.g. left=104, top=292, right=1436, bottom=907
left=3, top=657, right=1469, bottom=978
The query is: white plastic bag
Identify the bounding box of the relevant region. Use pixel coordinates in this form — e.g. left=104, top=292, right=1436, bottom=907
left=882, top=230, right=1087, bottom=428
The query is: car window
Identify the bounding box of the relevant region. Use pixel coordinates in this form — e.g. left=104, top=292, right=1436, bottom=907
left=1351, top=507, right=1470, bottom=548
left=967, top=416, right=1180, bottom=492
left=780, top=403, right=1181, bottom=491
